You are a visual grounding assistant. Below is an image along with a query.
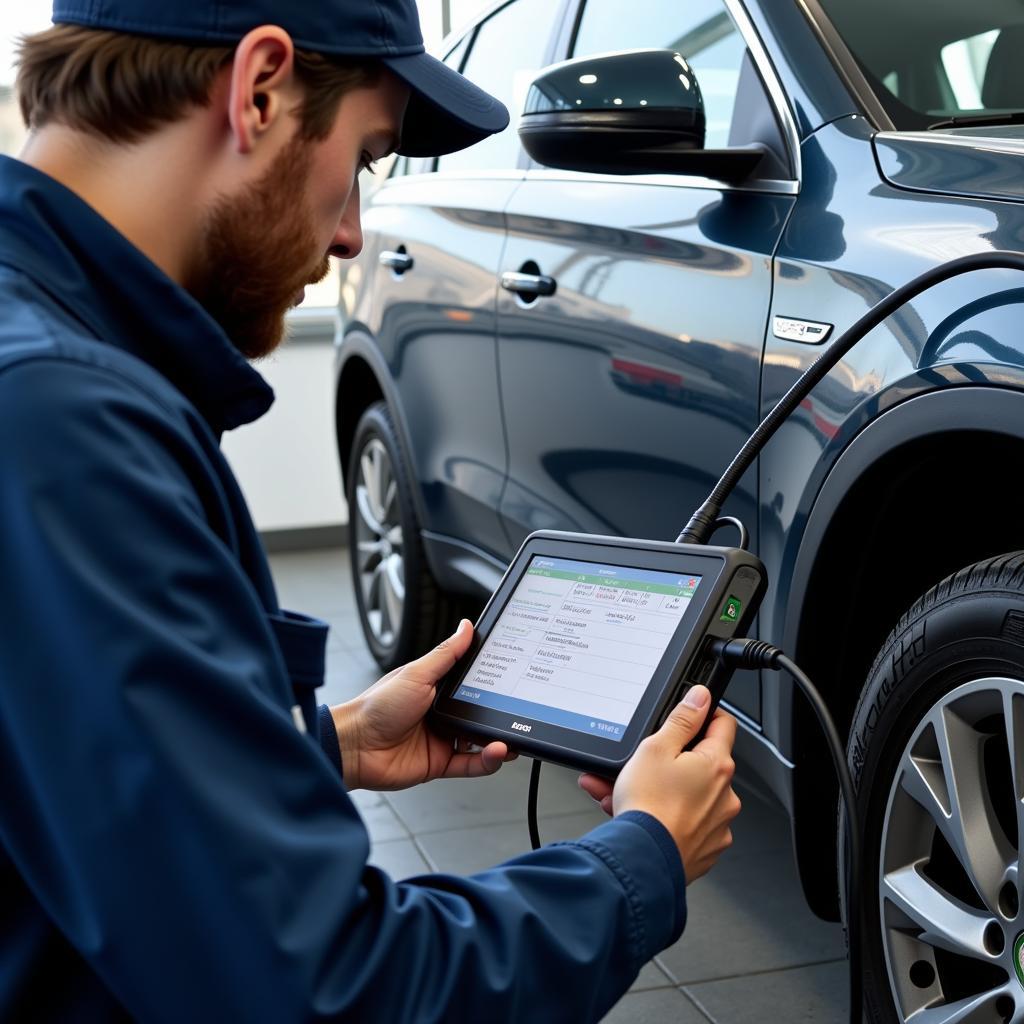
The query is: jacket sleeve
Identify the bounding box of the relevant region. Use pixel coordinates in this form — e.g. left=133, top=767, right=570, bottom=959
left=0, top=359, right=686, bottom=1024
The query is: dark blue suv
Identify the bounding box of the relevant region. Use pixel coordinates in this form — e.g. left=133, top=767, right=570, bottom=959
left=335, top=0, right=1024, bottom=1016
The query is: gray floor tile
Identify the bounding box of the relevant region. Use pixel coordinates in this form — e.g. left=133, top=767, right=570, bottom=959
left=631, top=960, right=675, bottom=993
left=417, top=809, right=606, bottom=875
left=599, top=987, right=709, bottom=1024
left=348, top=789, right=409, bottom=843
left=382, top=757, right=600, bottom=834
left=685, top=959, right=848, bottom=1024
left=656, top=842, right=844, bottom=984
left=320, top=651, right=380, bottom=705
left=368, top=838, right=432, bottom=879
left=268, top=549, right=352, bottom=616
left=326, top=611, right=367, bottom=650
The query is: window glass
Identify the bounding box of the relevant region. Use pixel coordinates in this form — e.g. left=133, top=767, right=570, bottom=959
left=818, top=0, right=1024, bottom=129
left=436, top=0, right=562, bottom=173
left=572, top=0, right=746, bottom=149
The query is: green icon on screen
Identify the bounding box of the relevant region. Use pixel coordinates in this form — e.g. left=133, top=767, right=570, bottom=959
left=721, top=596, right=742, bottom=622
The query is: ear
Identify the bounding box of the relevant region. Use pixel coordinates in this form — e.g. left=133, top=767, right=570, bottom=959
left=226, top=26, right=296, bottom=155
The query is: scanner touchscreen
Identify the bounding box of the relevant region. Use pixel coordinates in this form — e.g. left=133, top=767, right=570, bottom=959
left=453, top=556, right=702, bottom=740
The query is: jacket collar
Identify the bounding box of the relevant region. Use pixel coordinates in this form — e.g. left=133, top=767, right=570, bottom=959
left=0, top=155, right=274, bottom=433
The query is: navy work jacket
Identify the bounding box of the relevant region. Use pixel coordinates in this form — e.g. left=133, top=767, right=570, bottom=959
left=0, top=156, right=686, bottom=1023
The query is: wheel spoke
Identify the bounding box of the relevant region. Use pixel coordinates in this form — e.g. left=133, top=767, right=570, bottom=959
left=1002, top=689, right=1024, bottom=855
left=355, top=485, right=385, bottom=538
left=906, top=987, right=1015, bottom=1024
left=382, top=555, right=404, bottom=632
left=882, top=862, right=994, bottom=961
left=360, top=449, right=381, bottom=520
left=927, top=703, right=1013, bottom=910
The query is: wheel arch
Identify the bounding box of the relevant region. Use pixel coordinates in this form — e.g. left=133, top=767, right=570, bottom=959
left=779, top=384, right=1024, bottom=919
left=335, top=333, right=432, bottom=539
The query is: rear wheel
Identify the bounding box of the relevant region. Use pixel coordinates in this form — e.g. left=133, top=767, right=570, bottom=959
left=347, top=401, right=450, bottom=671
left=848, top=554, right=1024, bottom=1022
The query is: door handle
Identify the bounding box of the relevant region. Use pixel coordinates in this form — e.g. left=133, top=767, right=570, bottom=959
left=500, top=271, right=557, bottom=298
left=380, top=250, right=414, bottom=273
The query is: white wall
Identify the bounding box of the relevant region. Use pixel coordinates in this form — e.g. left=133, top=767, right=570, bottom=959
left=220, top=330, right=348, bottom=533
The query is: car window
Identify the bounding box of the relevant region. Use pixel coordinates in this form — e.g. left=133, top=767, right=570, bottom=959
left=571, top=0, right=747, bottom=150
left=818, top=0, right=1024, bottom=129
left=391, top=38, right=470, bottom=180
left=442, top=33, right=471, bottom=74
left=436, top=0, right=563, bottom=173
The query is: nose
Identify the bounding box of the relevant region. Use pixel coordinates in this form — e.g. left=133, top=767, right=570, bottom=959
left=329, top=180, right=363, bottom=260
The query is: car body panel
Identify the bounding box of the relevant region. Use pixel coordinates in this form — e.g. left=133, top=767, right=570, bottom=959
left=494, top=175, right=796, bottom=719
left=359, top=176, right=522, bottom=558
left=761, top=113, right=1024, bottom=746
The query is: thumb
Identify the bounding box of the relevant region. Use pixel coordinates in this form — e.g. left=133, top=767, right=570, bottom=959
left=656, top=685, right=711, bottom=751
left=405, top=619, right=473, bottom=684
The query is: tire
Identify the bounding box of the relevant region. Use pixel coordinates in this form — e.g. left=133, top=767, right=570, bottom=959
left=346, top=401, right=451, bottom=671
left=847, top=553, right=1024, bottom=1023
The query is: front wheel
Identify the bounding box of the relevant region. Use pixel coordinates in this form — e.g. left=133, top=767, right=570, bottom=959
left=849, top=554, right=1024, bottom=1022
left=346, top=401, right=450, bottom=671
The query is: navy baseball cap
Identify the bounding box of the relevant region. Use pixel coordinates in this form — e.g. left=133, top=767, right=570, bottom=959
left=50, top=0, right=509, bottom=157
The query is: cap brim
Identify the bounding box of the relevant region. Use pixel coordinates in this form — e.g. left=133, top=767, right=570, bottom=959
left=382, top=52, right=510, bottom=158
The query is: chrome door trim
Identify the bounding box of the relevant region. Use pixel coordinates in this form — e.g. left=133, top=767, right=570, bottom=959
left=725, top=0, right=802, bottom=184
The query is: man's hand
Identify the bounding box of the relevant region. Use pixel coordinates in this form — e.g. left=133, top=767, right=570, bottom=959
left=331, top=620, right=515, bottom=790
left=578, top=686, right=741, bottom=884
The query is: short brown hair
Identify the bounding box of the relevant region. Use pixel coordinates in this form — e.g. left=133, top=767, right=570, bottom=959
left=16, top=25, right=380, bottom=144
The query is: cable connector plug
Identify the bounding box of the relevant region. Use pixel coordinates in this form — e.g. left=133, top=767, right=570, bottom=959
left=711, top=638, right=783, bottom=670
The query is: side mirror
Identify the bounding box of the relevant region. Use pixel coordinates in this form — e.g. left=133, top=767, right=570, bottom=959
left=519, top=49, right=763, bottom=183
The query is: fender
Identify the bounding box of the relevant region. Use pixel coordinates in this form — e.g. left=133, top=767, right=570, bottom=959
left=335, top=328, right=433, bottom=543
left=775, top=380, right=1024, bottom=758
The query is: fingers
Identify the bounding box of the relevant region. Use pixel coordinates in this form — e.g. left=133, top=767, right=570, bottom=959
left=443, top=740, right=509, bottom=779
left=691, top=708, right=738, bottom=760
left=578, top=773, right=613, bottom=804
left=654, top=685, right=712, bottom=753
left=402, top=619, right=474, bottom=685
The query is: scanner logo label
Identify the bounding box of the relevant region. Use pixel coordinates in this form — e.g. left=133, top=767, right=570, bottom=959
left=511, top=721, right=533, bottom=733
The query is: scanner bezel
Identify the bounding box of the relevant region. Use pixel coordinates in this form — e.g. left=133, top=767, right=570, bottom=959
left=430, top=531, right=765, bottom=775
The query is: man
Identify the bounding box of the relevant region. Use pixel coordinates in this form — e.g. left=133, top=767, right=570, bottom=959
left=0, top=2, right=742, bottom=1020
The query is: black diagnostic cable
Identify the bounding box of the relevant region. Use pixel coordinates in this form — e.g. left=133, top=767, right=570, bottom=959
left=528, top=760, right=542, bottom=850
left=712, top=639, right=861, bottom=1024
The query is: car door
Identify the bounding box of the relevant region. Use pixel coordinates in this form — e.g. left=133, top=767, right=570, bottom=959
left=494, top=0, right=799, bottom=719
left=360, top=0, right=566, bottom=561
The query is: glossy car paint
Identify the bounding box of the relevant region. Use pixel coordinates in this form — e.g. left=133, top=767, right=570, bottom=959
left=358, top=176, right=519, bottom=558
left=494, top=175, right=794, bottom=719
left=336, top=0, right=1024, bottom=911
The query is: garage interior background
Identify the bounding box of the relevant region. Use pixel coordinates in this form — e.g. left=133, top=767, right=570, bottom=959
left=0, top=0, right=488, bottom=547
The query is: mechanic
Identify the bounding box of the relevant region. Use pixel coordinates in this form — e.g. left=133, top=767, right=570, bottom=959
left=0, top=1, right=742, bottom=1020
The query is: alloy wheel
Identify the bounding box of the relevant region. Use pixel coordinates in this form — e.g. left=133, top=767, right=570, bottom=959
left=880, top=676, right=1024, bottom=1022
left=353, top=437, right=405, bottom=649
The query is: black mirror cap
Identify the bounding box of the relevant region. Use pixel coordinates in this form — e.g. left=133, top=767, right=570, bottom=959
left=522, top=48, right=705, bottom=124
left=520, top=48, right=706, bottom=170
left=519, top=49, right=763, bottom=181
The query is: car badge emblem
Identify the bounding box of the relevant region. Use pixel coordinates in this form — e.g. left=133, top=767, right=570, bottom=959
left=773, top=316, right=833, bottom=344
left=1014, top=932, right=1024, bottom=988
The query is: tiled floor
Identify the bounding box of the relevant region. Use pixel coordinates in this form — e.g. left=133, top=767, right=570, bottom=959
left=270, top=546, right=850, bottom=1023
